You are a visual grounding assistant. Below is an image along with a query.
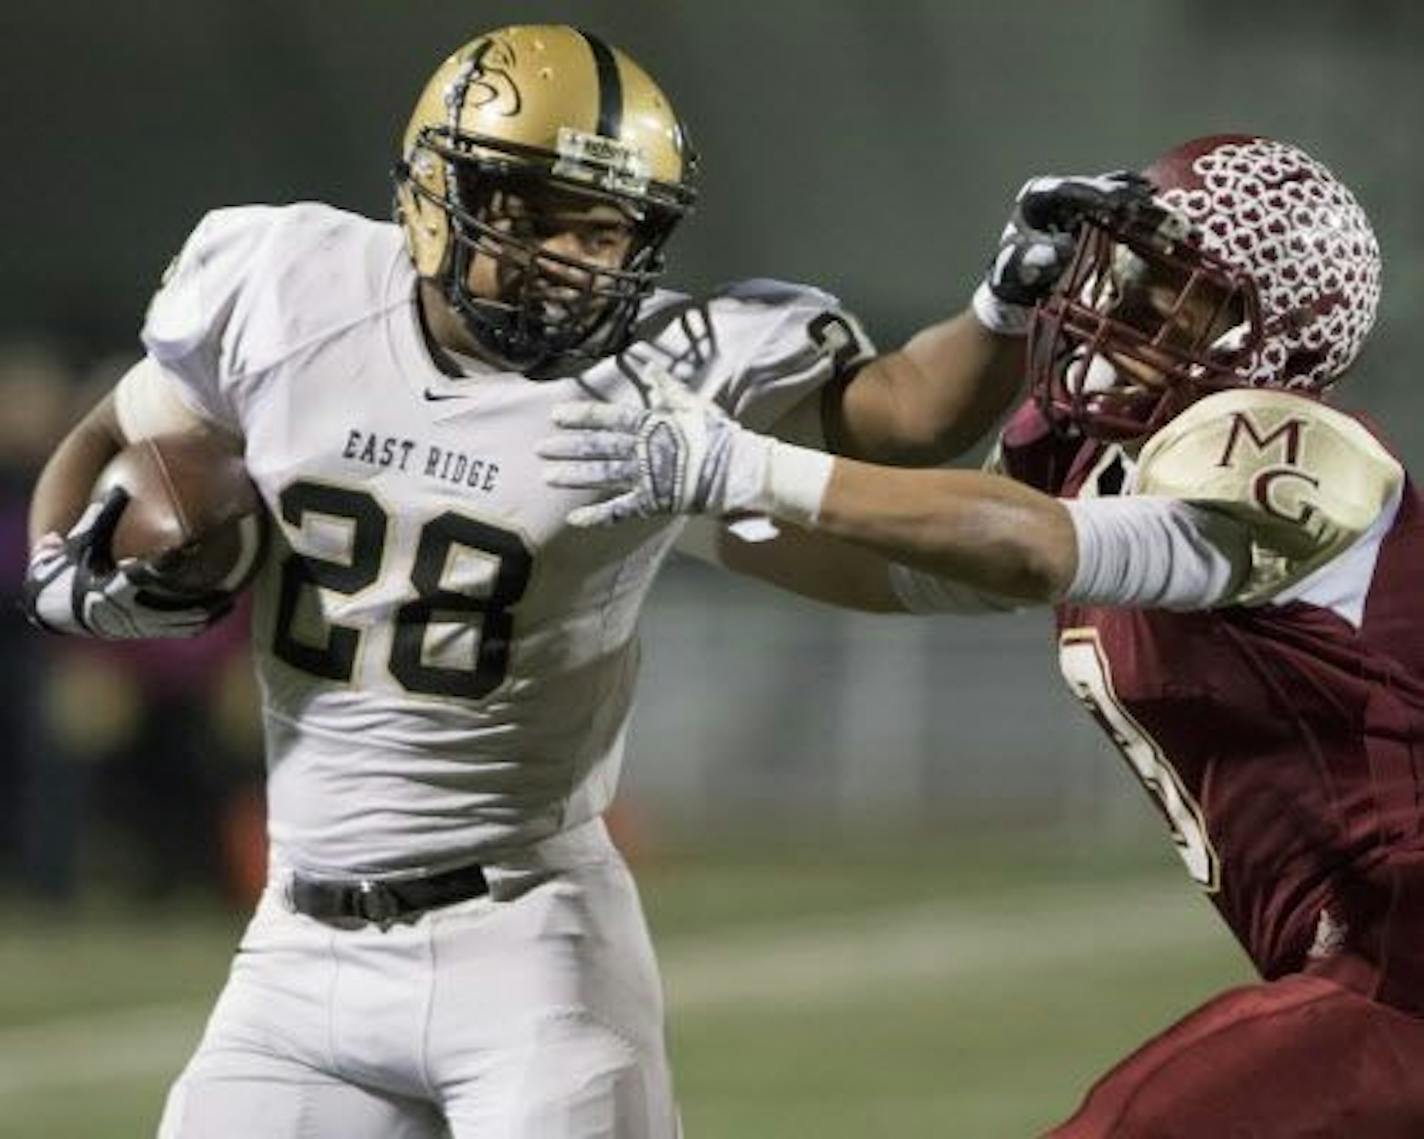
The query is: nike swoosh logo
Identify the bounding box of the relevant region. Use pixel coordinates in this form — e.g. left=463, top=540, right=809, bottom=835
left=423, top=390, right=471, bottom=402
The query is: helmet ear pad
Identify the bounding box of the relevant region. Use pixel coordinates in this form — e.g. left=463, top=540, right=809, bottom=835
left=396, top=149, right=453, bottom=279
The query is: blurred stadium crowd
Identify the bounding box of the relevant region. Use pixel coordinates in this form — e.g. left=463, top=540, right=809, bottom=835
left=0, top=340, right=265, bottom=906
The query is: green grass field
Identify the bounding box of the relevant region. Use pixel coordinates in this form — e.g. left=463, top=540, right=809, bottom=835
left=0, top=827, right=1250, bottom=1137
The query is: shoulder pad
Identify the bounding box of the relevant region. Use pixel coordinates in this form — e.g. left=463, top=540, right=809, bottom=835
left=1136, top=388, right=1402, bottom=603
left=146, top=203, right=401, bottom=374
left=230, top=204, right=404, bottom=375
left=143, top=205, right=279, bottom=361
left=141, top=203, right=403, bottom=431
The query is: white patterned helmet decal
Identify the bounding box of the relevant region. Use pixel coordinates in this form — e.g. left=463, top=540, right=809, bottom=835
left=1150, top=136, right=1381, bottom=391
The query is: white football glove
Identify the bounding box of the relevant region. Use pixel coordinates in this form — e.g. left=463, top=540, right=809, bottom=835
left=972, top=171, right=1156, bottom=335
left=539, top=363, right=836, bottom=530
left=24, top=487, right=232, bottom=639
left=539, top=367, right=775, bottom=527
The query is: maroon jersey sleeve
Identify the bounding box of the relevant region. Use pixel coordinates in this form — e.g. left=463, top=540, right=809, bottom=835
left=994, top=399, right=1098, bottom=495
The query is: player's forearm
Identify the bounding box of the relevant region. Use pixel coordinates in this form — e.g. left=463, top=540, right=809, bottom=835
left=548, top=372, right=1069, bottom=601
left=829, top=310, right=1024, bottom=465
left=28, top=394, right=126, bottom=547
left=806, top=459, right=1076, bottom=602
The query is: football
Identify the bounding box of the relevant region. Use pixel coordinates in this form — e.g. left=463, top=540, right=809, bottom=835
left=92, top=433, right=268, bottom=598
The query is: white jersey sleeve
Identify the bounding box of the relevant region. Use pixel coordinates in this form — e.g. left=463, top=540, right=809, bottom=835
left=141, top=207, right=277, bottom=433
left=642, top=279, right=873, bottom=559
left=628, top=279, right=875, bottom=439
left=707, top=278, right=875, bottom=433
left=141, top=203, right=410, bottom=438
left=113, top=355, right=223, bottom=441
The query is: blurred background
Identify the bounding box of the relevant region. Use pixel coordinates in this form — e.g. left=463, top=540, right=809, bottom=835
left=0, top=1, right=1418, bottom=1134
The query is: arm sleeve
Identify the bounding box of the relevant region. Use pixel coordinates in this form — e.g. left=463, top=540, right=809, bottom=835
left=820, top=493, right=1253, bottom=616
left=1061, top=496, right=1252, bottom=610
left=140, top=207, right=276, bottom=433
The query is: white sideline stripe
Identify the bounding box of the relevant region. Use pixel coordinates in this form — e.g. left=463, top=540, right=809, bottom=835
left=0, top=880, right=1222, bottom=1094
left=665, top=880, right=1219, bottom=1008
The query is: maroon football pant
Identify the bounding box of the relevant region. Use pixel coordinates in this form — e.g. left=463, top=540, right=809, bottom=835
left=1047, top=973, right=1424, bottom=1138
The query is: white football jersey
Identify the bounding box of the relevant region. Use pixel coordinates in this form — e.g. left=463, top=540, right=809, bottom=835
left=141, top=203, right=874, bottom=875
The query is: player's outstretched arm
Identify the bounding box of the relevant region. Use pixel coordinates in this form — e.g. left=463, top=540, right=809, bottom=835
left=541, top=368, right=1254, bottom=612
left=827, top=311, right=1025, bottom=466
left=827, top=172, right=1155, bottom=466
left=813, top=459, right=1076, bottom=602
left=539, top=366, right=1074, bottom=603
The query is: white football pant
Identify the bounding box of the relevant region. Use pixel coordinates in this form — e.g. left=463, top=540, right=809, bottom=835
left=157, top=819, right=679, bottom=1138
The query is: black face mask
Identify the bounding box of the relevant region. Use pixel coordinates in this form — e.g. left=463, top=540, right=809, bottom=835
left=440, top=178, right=677, bottom=376
left=396, top=154, right=689, bottom=376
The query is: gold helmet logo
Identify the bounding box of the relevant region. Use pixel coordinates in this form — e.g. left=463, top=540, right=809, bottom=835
left=447, top=38, right=521, bottom=120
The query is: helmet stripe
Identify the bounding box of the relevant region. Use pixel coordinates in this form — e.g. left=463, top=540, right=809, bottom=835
left=577, top=28, right=623, bottom=139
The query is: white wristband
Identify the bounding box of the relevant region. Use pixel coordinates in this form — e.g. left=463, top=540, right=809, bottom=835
left=754, top=441, right=835, bottom=527
left=970, top=281, right=1033, bottom=337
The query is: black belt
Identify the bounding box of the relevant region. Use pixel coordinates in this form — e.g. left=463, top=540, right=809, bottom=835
left=288, top=862, right=490, bottom=926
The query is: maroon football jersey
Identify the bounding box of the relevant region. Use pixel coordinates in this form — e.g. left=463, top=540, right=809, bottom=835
left=1000, top=398, right=1424, bottom=1014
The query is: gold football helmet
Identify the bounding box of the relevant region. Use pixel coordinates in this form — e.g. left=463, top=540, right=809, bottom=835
left=394, top=25, right=697, bottom=372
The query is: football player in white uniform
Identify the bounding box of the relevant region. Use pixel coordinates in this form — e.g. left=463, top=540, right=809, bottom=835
left=17, top=23, right=1101, bottom=1139
left=542, top=137, right=1424, bottom=1136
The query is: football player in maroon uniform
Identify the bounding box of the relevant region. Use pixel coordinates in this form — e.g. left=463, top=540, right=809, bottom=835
left=544, top=135, right=1424, bottom=1136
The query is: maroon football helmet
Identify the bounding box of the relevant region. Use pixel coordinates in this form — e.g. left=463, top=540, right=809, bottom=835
left=1029, top=135, right=1382, bottom=440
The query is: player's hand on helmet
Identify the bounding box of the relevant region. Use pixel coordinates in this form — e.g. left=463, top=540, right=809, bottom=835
left=973, top=171, right=1156, bottom=334
left=23, top=487, right=233, bottom=639
left=538, top=366, right=773, bottom=527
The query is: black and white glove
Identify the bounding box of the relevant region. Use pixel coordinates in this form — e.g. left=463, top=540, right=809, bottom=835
left=24, top=487, right=232, bottom=639
left=538, top=366, right=831, bottom=528
left=972, top=171, right=1156, bottom=335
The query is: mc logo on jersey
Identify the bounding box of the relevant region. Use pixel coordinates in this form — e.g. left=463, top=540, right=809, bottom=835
left=1217, top=411, right=1320, bottom=525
